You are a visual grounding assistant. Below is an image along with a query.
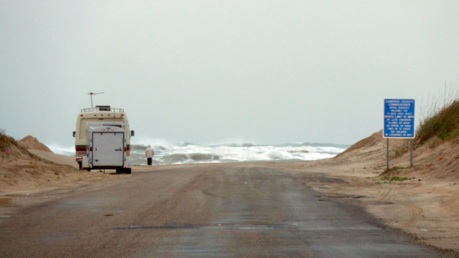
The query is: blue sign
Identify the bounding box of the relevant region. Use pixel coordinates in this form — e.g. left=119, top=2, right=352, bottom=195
left=384, top=99, right=415, bottom=138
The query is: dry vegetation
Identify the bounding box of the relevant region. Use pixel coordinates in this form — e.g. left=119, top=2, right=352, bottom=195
left=416, top=99, right=459, bottom=145
left=0, top=129, right=33, bottom=159
left=416, top=87, right=459, bottom=145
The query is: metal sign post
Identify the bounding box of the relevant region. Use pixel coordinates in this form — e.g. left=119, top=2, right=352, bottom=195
left=383, top=99, right=415, bottom=170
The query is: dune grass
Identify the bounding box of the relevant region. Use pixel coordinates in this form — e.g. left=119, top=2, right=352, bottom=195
left=0, top=128, right=12, bottom=151
left=416, top=94, right=459, bottom=145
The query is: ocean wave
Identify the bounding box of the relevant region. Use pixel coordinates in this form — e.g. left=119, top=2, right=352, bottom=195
left=129, top=142, right=347, bottom=165
left=46, top=144, right=75, bottom=156
left=160, top=153, right=221, bottom=164
left=49, top=141, right=347, bottom=165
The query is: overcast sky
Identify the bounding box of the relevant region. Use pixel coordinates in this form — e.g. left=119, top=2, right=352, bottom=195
left=1, top=1, right=458, bottom=148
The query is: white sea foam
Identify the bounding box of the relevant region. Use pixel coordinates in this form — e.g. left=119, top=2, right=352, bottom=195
left=48, top=139, right=347, bottom=165
left=130, top=141, right=347, bottom=165
left=46, top=144, right=75, bottom=156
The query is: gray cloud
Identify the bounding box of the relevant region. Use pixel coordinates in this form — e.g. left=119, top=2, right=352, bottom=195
left=1, top=1, right=458, bottom=147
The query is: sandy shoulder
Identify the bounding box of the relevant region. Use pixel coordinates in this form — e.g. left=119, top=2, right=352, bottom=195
left=0, top=150, right=113, bottom=195
left=28, top=149, right=78, bottom=169
left=275, top=157, right=459, bottom=253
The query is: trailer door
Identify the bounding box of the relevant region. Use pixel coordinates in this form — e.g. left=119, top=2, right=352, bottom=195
left=92, top=132, right=124, bottom=166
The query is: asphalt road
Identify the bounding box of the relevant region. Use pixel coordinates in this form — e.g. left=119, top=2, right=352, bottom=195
left=0, top=163, right=449, bottom=257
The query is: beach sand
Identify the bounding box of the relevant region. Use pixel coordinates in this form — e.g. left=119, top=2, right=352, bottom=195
left=1, top=132, right=458, bottom=252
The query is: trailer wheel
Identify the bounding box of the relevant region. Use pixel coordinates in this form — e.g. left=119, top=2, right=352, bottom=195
left=78, top=162, right=82, bottom=170
left=125, top=168, right=132, bottom=174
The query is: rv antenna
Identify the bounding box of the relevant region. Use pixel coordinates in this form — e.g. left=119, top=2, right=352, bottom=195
left=88, top=92, right=104, bottom=108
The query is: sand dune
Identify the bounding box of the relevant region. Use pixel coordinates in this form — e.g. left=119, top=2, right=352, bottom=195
left=18, top=135, right=53, bottom=153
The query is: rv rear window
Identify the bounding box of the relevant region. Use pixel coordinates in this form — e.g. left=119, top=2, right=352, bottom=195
left=104, top=124, right=123, bottom=128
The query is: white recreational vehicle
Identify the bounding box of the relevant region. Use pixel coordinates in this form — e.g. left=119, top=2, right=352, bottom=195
left=73, top=106, right=134, bottom=174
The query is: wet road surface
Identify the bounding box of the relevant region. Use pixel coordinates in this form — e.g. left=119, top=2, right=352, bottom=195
left=0, top=163, right=449, bottom=257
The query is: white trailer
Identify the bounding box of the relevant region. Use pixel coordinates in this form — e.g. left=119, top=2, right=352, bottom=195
left=73, top=106, right=134, bottom=174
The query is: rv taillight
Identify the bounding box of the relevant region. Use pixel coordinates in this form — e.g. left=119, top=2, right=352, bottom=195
left=75, top=146, right=86, bottom=152
left=89, top=147, right=93, bottom=152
